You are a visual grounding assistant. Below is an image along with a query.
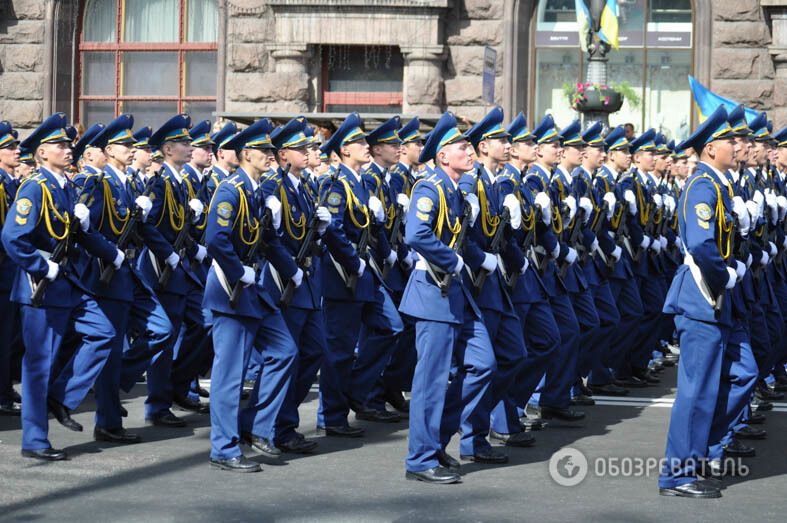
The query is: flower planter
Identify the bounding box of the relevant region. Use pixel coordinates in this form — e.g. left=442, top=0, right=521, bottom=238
left=573, top=88, right=623, bottom=113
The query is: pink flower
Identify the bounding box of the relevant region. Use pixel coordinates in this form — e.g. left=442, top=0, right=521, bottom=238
left=603, top=95, right=610, bottom=105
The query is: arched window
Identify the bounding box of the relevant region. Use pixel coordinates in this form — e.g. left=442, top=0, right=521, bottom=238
left=531, top=0, right=693, bottom=141
left=78, top=0, right=218, bottom=129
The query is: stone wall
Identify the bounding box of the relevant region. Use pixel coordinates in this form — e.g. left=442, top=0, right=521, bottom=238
left=0, top=0, right=47, bottom=129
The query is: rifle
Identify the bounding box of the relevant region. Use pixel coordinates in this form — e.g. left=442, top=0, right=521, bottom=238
left=157, top=200, right=196, bottom=290
left=229, top=164, right=289, bottom=308
left=508, top=203, right=540, bottom=290
left=382, top=167, right=411, bottom=280
left=473, top=207, right=510, bottom=295
left=99, top=167, right=163, bottom=285
left=346, top=215, right=371, bottom=294
left=31, top=173, right=105, bottom=307
left=280, top=168, right=338, bottom=307
left=428, top=167, right=480, bottom=297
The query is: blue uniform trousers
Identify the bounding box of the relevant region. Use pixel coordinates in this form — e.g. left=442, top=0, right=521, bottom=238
left=171, top=287, right=212, bottom=400
left=406, top=310, right=495, bottom=472
left=460, top=305, right=526, bottom=455
left=21, top=295, right=115, bottom=450
left=530, top=293, right=580, bottom=409
left=319, top=287, right=403, bottom=427
left=274, top=306, right=326, bottom=445
left=659, top=315, right=728, bottom=488
left=210, top=311, right=297, bottom=460
left=707, top=321, right=758, bottom=461
left=490, top=299, right=561, bottom=434
left=628, top=274, right=665, bottom=373
left=574, top=281, right=619, bottom=393
left=97, top=289, right=172, bottom=430
left=0, top=294, right=20, bottom=405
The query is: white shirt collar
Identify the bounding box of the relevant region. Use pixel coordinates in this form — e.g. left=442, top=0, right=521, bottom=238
left=106, top=163, right=128, bottom=185
left=700, top=162, right=729, bottom=187
left=248, top=174, right=259, bottom=193
left=214, top=165, right=229, bottom=177
left=164, top=162, right=183, bottom=184
left=506, top=163, right=521, bottom=176
left=51, top=170, right=67, bottom=189
left=603, top=164, right=618, bottom=178
left=344, top=164, right=362, bottom=183
left=287, top=171, right=300, bottom=190
left=557, top=165, right=572, bottom=180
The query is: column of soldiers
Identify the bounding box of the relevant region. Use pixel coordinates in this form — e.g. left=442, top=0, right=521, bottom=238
left=0, top=102, right=786, bottom=498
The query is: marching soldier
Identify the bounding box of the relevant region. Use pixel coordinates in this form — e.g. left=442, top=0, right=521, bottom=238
left=401, top=111, right=495, bottom=484
left=71, top=123, right=106, bottom=188
left=0, top=121, right=22, bottom=416
left=206, top=121, right=239, bottom=203
left=203, top=118, right=298, bottom=471
left=1, top=113, right=121, bottom=460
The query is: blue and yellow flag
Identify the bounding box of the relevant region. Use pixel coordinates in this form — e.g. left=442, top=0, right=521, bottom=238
left=575, top=0, right=591, bottom=52
left=598, top=0, right=619, bottom=49
left=688, top=75, right=759, bottom=123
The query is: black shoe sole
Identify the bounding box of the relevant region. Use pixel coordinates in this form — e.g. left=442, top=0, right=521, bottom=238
left=316, top=427, right=364, bottom=438
left=210, top=461, right=261, bottom=473
left=21, top=450, right=67, bottom=461
left=460, top=455, right=509, bottom=464
left=405, top=471, right=461, bottom=484
left=659, top=487, right=721, bottom=499
left=734, top=432, right=766, bottom=440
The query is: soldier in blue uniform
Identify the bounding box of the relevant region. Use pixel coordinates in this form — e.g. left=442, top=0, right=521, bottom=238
left=459, top=106, right=528, bottom=461
left=402, top=111, right=495, bottom=484
left=82, top=114, right=174, bottom=443
left=0, top=121, right=23, bottom=416
left=206, top=121, right=239, bottom=203
left=317, top=113, right=403, bottom=436
left=203, top=118, right=298, bottom=472
left=356, top=116, right=412, bottom=421
left=1, top=113, right=121, bottom=460
left=261, top=117, right=332, bottom=453
left=129, top=126, right=153, bottom=191
left=71, top=123, right=106, bottom=189
left=658, top=105, right=746, bottom=498
left=523, top=115, right=584, bottom=422
left=123, top=114, right=208, bottom=427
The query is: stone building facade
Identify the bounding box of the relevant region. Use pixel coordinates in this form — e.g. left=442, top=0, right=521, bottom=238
left=1, top=0, right=787, bottom=133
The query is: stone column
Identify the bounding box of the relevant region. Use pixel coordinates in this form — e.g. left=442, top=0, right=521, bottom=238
left=269, top=43, right=311, bottom=111
left=766, top=5, right=787, bottom=123
left=401, top=45, right=446, bottom=114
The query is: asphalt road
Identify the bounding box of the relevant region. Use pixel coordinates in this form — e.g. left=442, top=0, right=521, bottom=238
left=1, top=368, right=786, bottom=522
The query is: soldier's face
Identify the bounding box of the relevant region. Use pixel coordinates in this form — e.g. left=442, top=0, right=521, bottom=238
left=403, top=141, right=423, bottom=164
left=635, top=150, right=655, bottom=171
left=585, top=146, right=605, bottom=168
left=372, top=143, right=400, bottom=168
left=708, top=138, right=739, bottom=171
left=734, top=137, right=750, bottom=164
left=483, top=137, right=510, bottom=163
left=777, top=147, right=787, bottom=169
left=511, top=141, right=537, bottom=164
left=439, top=140, right=475, bottom=173
left=752, top=141, right=767, bottom=164
left=15, top=162, right=34, bottom=179
left=609, top=149, right=631, bottom=171
left=217, top=148, right=239, bottom=169
left=164, top=141, right=192, bottom=165
left=280, top=146, right=309, bottom=171
left=84, top=147, right=107, bottom=168
left=191, top=145, right=212, bottom=169
left=0, top=144, right=20, bottom=169
left=343, top=140, right=370, bottom=164
left=134, top=147, right=152, bottom=168
left=536, top=142, right=561, bottom=165
left=562, top=145, right=584, bottom=167
left=106, top=143, right=134, bottom=167
left=674, top=158, right=688, bottom=179
left=307, top=145, right=322, bottom=168
left=653, top=154, right=668, bottom=172
left=38, top=142, right=72, bottom=170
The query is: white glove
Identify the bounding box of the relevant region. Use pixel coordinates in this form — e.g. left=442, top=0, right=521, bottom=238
left=579, top=197, right=593, bottom=224
left=481, top=252, right=497, bottom=274
left=653, top=194, right=663, bottom=208
left=777, top=195, right=787, bottom=220
left=316, top=206, right=331, bottom=235
left=746, top=253, right=753, bottom=268
left=74, top=203, right=90, bottom=232
left=465, top=193, right=480, bottom=227
left=112, top=249, right=125, bottom=270
left=735, top=260, right=746, bottom=281
left=565, top=195, right=577, bottom=222
left=135, top=195, right=152, bottom=221
left=402, top=250, right=415, bottom=269
left=240, top=265, right=255, bottom=287
left=603, top=192, right=616, bottom=220
left=386, top=250, right=398, bottom=266
left=564, top=246, right=578, bottom=264
left=396, top=193, right=410, bottom=213
left=766, top=191, right=778, bottom=224
left=725, top=266, right=737, bottom=289
left=640, top=235, right=651, bottom=250
left=675, top=236, right=683, bottom=252
left=368, top=196, right=385, bottom=222
left=265, top=195, right=283, bottom=230
left=611, top=245, right=622, bottom=262
left=165, top=252, right=180, bottom=269
left=761, top=251, right=770, bottom=266
left=753, top=190, right=765, bottom=206
left=188, top=199, right=204, bottom=223
left=664, top=195, right=676, bottom=215
left=45, top=260, right=59, bottom=281
left=291, top=267, right=303, bottom=288
left=746, top=199, right=761, bottom=225
left=550, top=243, right=561, bottom=259
left=535, top=192, right=552, bottom=224
left=650, top=237, right=662, bottom=253
left=624, top=190, right=637, bottom=215
left=520, top=257, right=529, bottom=274
left=357, top=258, right=366, bottom=277
left=503, top=193, right=522, bottom=230
left=659, top=236, right=668, bottom=250
left=732, top=196, right=750, bottom=236
left=453, top=254, right=465, bottom=277
left=590, top=238, right=600, bottom=253
left=195, top=244, right=207, bottom=263
left=769, top=241, right=777, bottom=257
left=783, top=236, right=787, bottom=250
